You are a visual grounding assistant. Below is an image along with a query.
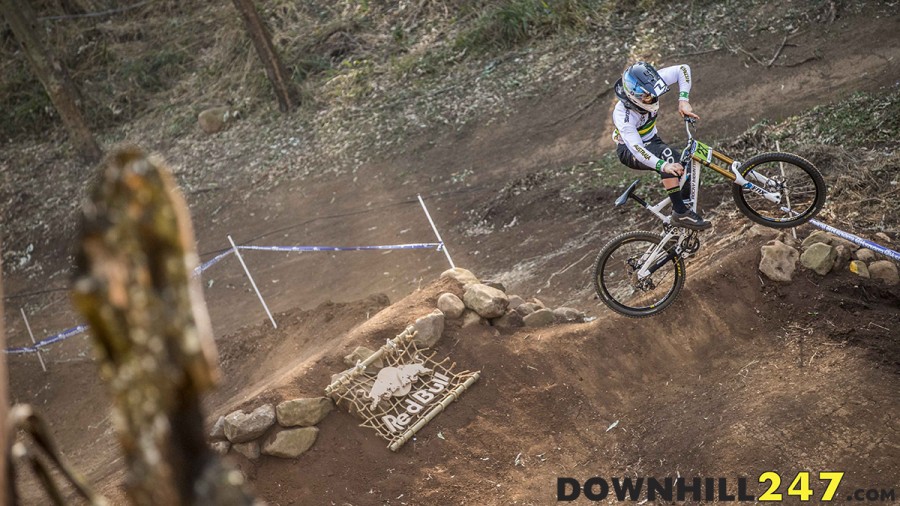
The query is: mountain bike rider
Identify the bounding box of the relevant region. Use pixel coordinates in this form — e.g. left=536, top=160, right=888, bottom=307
left=612, top=61, right=711, bottom=231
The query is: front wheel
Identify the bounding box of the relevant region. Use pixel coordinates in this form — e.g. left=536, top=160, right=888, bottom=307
left=593, top=231, right=686, bottom=318
left=732, top=152, right=826, bottom=228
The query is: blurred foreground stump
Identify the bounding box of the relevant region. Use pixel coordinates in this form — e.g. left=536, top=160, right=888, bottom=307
left=72, top=147, right=257, bottom=505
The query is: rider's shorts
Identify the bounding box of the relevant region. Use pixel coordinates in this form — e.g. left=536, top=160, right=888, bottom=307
left=616, top=135, right=679, bottom=179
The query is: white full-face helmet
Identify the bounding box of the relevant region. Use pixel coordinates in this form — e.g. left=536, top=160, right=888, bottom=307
left=621, top=61, right=669, bottom=113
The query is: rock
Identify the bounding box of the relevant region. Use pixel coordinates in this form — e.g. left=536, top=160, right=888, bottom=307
left=873, top=232, right=892, bottom=245
left=748, top=224, right=777, bottom=238
left=800, top=243, right=837, bottom=276
left=827, top=234, right=860, bottom=252
left=210, top=441, right=230, bottom=456
left=776, top=231, right=799, bottom=248
left=490, top=310, right=525, bottom=329
left=262, top=427, right=318, bottom=458
left=855, top=248, right=876, bottom=263
left=343, top=346, right=383, bottom=373
left=198, top=106, right=231, bottom=134
left=553, top=307, right=585, bottom=323
left=460, top=309, right=486, bottom=329
left=224, top=404, right=276, bottom=443
left=413, top=309, right=445, bottom=347
left=507, top=295, right=526, bottom=310
left=276, top=397, right=334, bottom=427
left=437, top=293, right=465, bottom=319
left=233, top=441, right=260, bottom=460
left=515, top=302, right=543, bottom=316
left=832, top=244, right=851, bottom=272
left=801, top=230, right=831, bottom=250
left=759, top=240, right=800, bottom=282
left=530, top=298, right=546, bottom=309
left=523, top=308, right=556, bottom=327
left=463, top=284, right=509, bottom=319
left=869, top=260, right=899, bottom=286
left=482, top=280, right=507, bottom=293
left=440, top=268, right=479, bottom=286
left=209, top=416, right=226, bottom=440
left=849, top=260, right=870, bottom=279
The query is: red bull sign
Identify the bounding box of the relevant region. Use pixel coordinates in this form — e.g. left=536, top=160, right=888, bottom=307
left=325, top=326, right=480, bottom=451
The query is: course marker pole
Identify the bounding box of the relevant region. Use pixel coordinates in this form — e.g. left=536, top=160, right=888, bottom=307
left=227, top=235, right=278, bottom=329
left=20, top=308, right=46, bottom=372
left=417, top=194, right=455, bottom=269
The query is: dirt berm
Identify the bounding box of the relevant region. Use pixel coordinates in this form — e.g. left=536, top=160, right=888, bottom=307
left=188, top=233, right=899, bottom=506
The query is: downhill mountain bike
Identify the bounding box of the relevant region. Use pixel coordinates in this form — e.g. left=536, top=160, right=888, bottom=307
left=594, top=118, right=826, bottom=317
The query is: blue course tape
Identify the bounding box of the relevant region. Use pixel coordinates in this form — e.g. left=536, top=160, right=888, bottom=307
left=236, top=242, right=443, bottom=253
left=194, top=250, right=234, bottom=275
left=5, top=324, right=89, bottom=355
left=6, top=241, right=445, bottom=354
left=809, top=219, right=900, bottom=262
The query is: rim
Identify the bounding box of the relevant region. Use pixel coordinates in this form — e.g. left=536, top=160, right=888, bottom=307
left=598, top=237, right=679, bottom=312
left=742, top=161, right=819, bottom=222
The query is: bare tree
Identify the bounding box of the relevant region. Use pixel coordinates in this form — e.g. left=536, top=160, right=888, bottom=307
left=0, top=0, right=102, bottom=163
left=231, top=0, right=296, bottom=112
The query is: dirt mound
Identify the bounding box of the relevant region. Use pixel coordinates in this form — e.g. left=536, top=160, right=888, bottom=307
left=216, top=238, right=899, bottom=505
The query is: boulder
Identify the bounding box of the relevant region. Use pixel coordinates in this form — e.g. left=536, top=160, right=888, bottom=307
left=801, top=230, right=831, bottom=250
left=343, top=346, right=383, bottom=373
left=440, top=268, right=479, bottom=286
left=523, top=308, right=556, bottom=327
left=413, top=309, right=445, bottom=347
left=482, top=280, right=507, bottom=293
left=490, top=310, right=525, bottom=329
left=828, top=234, right=860, bottom=252
left=869, top=260, right=899, bottom=286
left=463, top=284, right=509, bottom=319
left=209, top=416, right=226, bottom=440
left=198, top=106, right=231, bottom=134
left=276, top=397, right=334, bottom=427
left=514, top=302, right=542, bottom=316
left=437, top=293, right=465, bottom=319
left=224, top=404, right=276, bottom=443
left=873, top=232, right=892, bottom=245
left=748, top=224, right=777, bottom=238
left=460, top=309, right=486, bottom=329
left=800, top=243, right=837, bottom=276
left=262, top=427, right=319, bottom=458
left=849, top=260, right=870, bottom=279
left=759, top=240, right=800, bottom=282
left=233, top=441, right=260, bottom=460
left=553, top=307, right=586, bottom=323
left=776, top=231, right=799, bottom=248
left=507, top=295, right=526, bottom=310
left=854, top=248, right=876, bottom=263
left=832, top=244, right=851, bottom=272
left=210, top=441, right=230, bottom=456
left=530, top=298, right=546, bottom=309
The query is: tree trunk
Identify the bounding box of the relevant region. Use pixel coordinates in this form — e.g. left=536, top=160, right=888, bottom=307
left=0, top=0, right=102, bottom=163
left=231, top=0, right=296, bottom=112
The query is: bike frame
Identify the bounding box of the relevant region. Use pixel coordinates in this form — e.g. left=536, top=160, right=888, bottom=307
left=627, top=119, right=786, bottom=281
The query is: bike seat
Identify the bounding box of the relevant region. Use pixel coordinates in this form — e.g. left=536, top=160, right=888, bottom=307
left=615, top=179, right=641, bottom=207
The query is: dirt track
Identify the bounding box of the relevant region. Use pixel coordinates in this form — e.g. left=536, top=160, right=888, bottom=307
left=3, top=5, right=900, bottom=505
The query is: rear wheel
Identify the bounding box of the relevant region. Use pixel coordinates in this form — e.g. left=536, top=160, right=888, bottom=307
left=593, top=231, right=685, bottom=318
left=732, top=152, right=826, bottom=228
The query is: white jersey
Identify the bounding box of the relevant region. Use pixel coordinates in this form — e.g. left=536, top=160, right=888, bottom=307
left=612, top=64, right=692, bottom=171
